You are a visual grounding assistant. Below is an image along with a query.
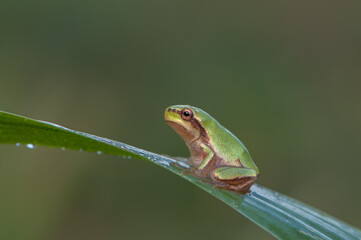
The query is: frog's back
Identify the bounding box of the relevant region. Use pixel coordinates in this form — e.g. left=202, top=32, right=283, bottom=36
left=191, top=106, right=259, bottom=173
left=207, top=120, right=259, bottom=173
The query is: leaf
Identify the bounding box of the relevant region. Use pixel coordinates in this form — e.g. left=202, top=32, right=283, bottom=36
left=1, top=111, right=360, bottom=239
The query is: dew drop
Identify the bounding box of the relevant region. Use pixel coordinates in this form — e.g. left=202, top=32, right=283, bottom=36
left=61, top=147, right=66, bottom=151
left=26, top=143, right=34, bottom=149
left=79, top=148, right=83, bottom=152
left=16, top=143, right=20, bottom=147
left=96, top=151, right=102, bottom=155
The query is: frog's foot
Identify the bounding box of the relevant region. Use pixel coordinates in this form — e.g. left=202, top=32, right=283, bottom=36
left=212, top=167, right=258, bottom=194
left=179, top=167, right=196, bottom=175
left=176, top=166, right=214, bottom=185
left=179, top=167, right=208, bottom=178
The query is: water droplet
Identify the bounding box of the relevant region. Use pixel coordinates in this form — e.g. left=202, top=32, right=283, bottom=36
left=96, top=151, right=102, bottom=155
left=26, top=143, right=34, bottom=149
left=127, top=156, right=132, bottom=159
left=16, top=143, right=20, bottom=147
left=61, top=147, right=66, bottom=150
left=79, top=148, right=83, bottom=152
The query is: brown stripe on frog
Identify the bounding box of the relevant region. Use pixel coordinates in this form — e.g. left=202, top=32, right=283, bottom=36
left=190, top=116, right=210, bottom=144
left=167, top=107, right=210, bottom=144
left=214, top=175, right=256, bottom=193
left=167, top=108, right=182, bottom=115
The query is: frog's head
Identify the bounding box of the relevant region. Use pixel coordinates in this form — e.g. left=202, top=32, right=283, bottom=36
left=164, top=105, right=212, bottom=144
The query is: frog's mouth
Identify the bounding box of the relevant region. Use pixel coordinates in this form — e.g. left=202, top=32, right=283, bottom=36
left=164, top=109, right=187, bottom=137
left=165, top=119, right=197, bottom=143
left=165, top=108, right=200, bottom=142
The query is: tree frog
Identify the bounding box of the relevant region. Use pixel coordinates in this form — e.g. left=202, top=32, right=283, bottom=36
left=164, top=105, right=259, bottom=193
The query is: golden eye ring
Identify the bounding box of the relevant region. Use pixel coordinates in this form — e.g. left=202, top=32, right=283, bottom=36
left=181, top=108, right=193, bottom=121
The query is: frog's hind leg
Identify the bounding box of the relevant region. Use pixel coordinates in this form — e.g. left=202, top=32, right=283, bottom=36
left=212, top=167, right=258, bottom=193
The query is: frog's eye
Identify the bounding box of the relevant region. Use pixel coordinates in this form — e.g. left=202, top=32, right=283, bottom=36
left=181, top=108, right=193, bottom=121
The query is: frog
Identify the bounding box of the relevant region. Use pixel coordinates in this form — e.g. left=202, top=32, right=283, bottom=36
left=164, top=105, right=259, bottom=193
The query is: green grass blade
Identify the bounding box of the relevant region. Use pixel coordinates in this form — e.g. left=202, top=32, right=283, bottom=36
left=1, top=111, right=360, bottom=239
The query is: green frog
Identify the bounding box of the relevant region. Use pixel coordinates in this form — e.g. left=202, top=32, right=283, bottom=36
left=165, top=105, right=259, bottom=193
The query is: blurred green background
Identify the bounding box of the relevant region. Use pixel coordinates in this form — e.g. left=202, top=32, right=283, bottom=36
left=1, top=0, right=360, bottom=239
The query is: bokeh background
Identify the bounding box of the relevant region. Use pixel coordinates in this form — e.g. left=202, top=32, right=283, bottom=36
left=1, top=1, right=360, bottom=239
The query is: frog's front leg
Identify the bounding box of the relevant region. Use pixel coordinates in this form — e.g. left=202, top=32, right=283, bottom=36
left=198, top=143, right=214, bottom=170
left=182, top=143, right=215, bottom=177
left=212, top=166, right=258, bottom=193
